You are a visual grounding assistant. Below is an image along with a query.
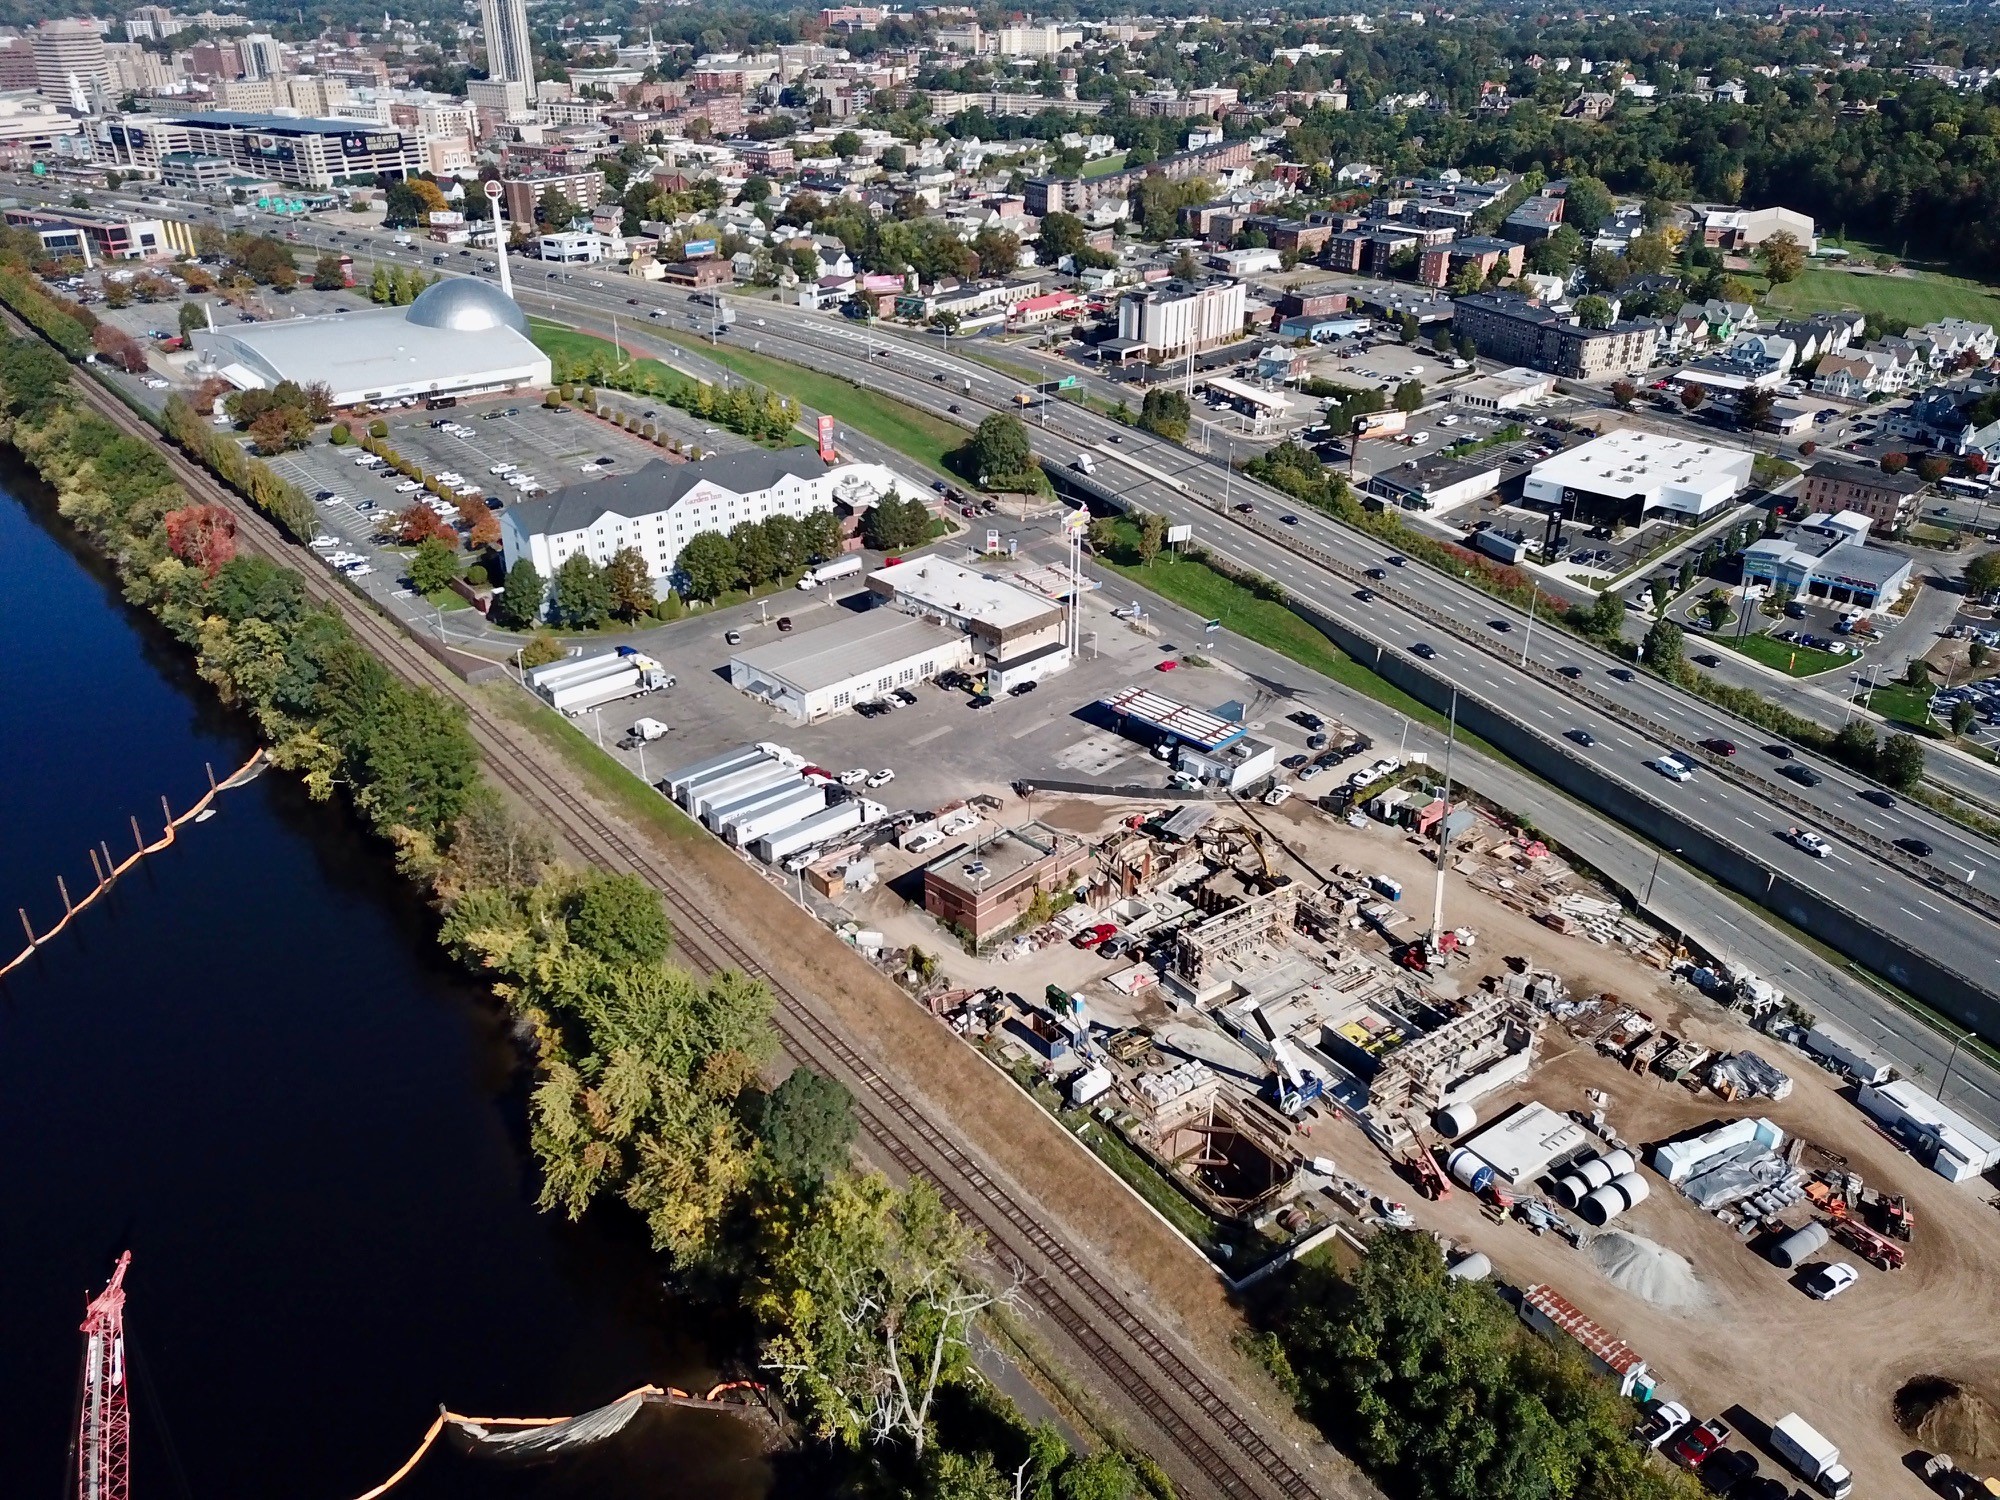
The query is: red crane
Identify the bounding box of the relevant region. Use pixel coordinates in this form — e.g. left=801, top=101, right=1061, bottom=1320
left=75, top=1252, right=132, bottom=1500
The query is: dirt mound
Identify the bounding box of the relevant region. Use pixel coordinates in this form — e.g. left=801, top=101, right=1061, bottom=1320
left=1587, top=1230, right=1704, bottom=1309
left=1897, top=1376, right=2000, bottom=1463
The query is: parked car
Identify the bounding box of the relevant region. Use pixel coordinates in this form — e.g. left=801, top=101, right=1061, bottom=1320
left=1635, top=1401, right=1692, bottom=1451
left=865, top=769, right=895, bottom=788
left=1804, top=1261, right=1859, bottom=1300
left=1007, top=681, right=1037, bottom=697
left=1156, top=659, right=1178, bottom=671
left=838, top=768, right=870, bottom=786
left=1072, top=923, right=1118, bottom=949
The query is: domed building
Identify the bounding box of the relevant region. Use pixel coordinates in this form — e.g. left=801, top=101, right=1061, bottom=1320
left=191, top=276, right=551, bottom=410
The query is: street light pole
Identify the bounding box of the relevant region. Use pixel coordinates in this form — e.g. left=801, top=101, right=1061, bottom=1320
left=1643, top=846, right=1681, bottom=906
left=1939, top=1028, right=1974, bottom=1100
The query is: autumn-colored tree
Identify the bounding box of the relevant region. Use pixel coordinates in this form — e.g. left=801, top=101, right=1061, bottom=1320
left=1881, top=451, right=1909, bottom=475
left=1681, top=383, right=1706, bottom=412
left=247, top=405, right=311, bottom=454
left=162, top=504, right=238, bottom=577
left=396, top=502, right=458, bottom=546
left=90, top=322, right=149, bottom=374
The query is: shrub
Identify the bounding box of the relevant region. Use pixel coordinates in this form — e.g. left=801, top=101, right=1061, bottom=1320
left=466, top=564, right=488, bottom=586
left=544, top=389, right=562, bottom=408
left=368, top=419, right=388, bottom=438
left=330, top=422, right=351, bottom=445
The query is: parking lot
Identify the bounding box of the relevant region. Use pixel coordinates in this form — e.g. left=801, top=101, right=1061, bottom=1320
left=557, top=557, right=1353, bottom=823
left=267, top=398, right=688, bottom=592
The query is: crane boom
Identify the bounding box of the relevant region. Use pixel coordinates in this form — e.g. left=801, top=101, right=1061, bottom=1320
left=76, top=1251, right=132, bottom=1500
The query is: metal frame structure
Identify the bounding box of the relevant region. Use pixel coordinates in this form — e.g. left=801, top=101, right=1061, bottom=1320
left=75, top=1251, right=132, bottom=1500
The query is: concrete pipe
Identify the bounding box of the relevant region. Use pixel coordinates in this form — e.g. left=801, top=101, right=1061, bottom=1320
left=1446, top=1251, right=1492, bottom=1281
left=1768, top=1221, right=1831, bottom=1269
left=1599, top=1148, right=1637, bottom=1179
left=1435, top=1102, right=1479, bottom=1138
left=1578, top=1156, right=1617, bottom=1192
left=1554, top=1174, right=1591, bottom=1208
left=1610, top=1172, right=1650, bottom=1211
left=1580, top=1184, right=1627, bottom=1226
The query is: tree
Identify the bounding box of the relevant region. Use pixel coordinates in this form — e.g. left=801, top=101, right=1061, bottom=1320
left=162, top=503, right=237, bottom=577
left=312, top=252, right=347, bottom=291
left=566, top=871, right=672, bottom=966
left=1953, top=699, right=1979, bottom=736
left=1137, top=511, right=1167, bottom=564
left=1643, top=618, right=1684, bottom=671
left=395, top=502, right=456, bottom=547
left=741, top=175, right=772, bottom=204
left=1963, top=551, right=2000, bottom=596
left=178, top=301, right=207, bottom=337
left=408, top=535, right=459, bottom=595
left=831, top=130, right=863, bottom=159
left=1056, top=1452, right=1138, bottom=1500
left=1037, top=211, right=1088, bottom=264
left=604, top=546, right=655, bottom=620
left=1878, top=734, right=1926, bottom=790
left=1574, top=294, right=1614, bottom=330
left=1562, top=175, right=1615, bottom=237
left=492, top=557, right=545, bottom=627
left=1700, top=589, right=1732, bottom=630
left=551, top=552, right=613, bottom=628
left=1681, top=383, right=1707, bottom=412
left=758, top=1066, right=858, bottom=1186
left=1394, top=380, right=1424, bottom=413
left=862, top=492, right=935, bottom=550
left=757, top=1172, right=1012, bottom=1457
left=1610, top=379, right=1637, bottom=409
left=969, top=412, right=1034, bottom=483
left=678, top=531, right=740, bottom=601
left=1756, top=231, right=1807, bottom=286
left=1139, top=387, right=1190, bottom=442
left=1589, top=590, right=1625, bottom=636
left=1904, top=658, right=1933, bottom=689
left=971, top=227, right=1020, bottom=275
left=1917, top=455, right=1950, bottom=483
left=537, top=184, right=578, bottom=230
left=1738, top=387, right=1775, bottom=431
left=1881, top=452, right=1909, bottom=475
left=247, top=404, right=312, bottom=454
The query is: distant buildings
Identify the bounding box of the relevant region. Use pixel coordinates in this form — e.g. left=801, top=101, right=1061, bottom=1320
left=1800, top=459, right=1923, bottom=533
left=1450, top=291, right=1659, bottom=379
left=1694, top=204, right=1815, bottom=251
left=93, top=111, right=421, bottom=187
left=478, top=0, right=538, bottom=104
left=1417, top=235, right=1523, bottom=288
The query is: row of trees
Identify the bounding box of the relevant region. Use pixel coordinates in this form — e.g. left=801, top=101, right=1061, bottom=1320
left=368, top=264, right=441, bottom=306
left=225, top=377, right=333, bottom=456
left=0, top=334, right=1153, bottom=1496
left=548, top=350, right=805, bottom=445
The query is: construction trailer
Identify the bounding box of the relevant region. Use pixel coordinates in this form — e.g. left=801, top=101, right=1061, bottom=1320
left=1518, top=1283, right=1653, bottom=1399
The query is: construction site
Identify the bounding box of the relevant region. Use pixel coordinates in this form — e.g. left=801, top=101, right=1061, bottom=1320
left=770, top=720, right=2000, bottom=1500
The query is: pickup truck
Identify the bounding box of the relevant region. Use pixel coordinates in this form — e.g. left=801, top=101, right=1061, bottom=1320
left=1634, top=1401, right=1691, bottom=1450
left=1787, top=828, right=1832, bottom=859
left=1667, top=1417, right=1731, bottom=1471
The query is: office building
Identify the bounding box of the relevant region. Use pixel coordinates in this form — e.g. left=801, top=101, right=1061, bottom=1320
left=1450, top=291, right=1659, bottom=379
left=93, top=111, right=421, bottom=186
left=3, top=206, right=170, bottom=260
left=478, top=0, right=538, bottom=103
left=0, top=90, right=85, bottom=160
left=32, top=20, right=110, bottom=101
left=1522, top=429, right=1754, bottom=525
left=1109, top=278, right=1247, bottom=362
left=867, top=555, right=1071, bottom=690
left=239, top=33, right=284, bottom=81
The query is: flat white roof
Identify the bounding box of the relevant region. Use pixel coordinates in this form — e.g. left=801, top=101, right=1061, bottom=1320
left=1203, top=374, right=1289, bottom=411
left=1861, top=1078, right=2000, bottom=1170
left=1528, top=429, right=1754, bottom=503
left=193, top=306, right=550, bottom=405
left=1459, top=1100, right=1590, bottom=1183
left=731, top=611, right=961, bottom=693
left=871, top=556, right=1060, bottom=632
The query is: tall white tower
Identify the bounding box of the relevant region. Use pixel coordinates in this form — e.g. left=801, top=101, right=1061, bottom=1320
left=477, top=0, right=537, bottom=101
left=485, top=180, right=513, bottom=301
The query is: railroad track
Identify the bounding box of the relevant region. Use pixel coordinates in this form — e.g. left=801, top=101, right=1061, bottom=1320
left=66, top=371, right=1331, bottom=1500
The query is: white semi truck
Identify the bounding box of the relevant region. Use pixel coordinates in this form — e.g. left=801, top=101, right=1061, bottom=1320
left=797, top=555, right=864, bottom=589
left=526, top=648, right=673, bottom=716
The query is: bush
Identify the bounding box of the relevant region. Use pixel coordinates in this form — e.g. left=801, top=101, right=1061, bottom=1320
left=368, top=419, right=388, bottom=438
left=544, top=388, right=562, bottom=408
left=330, top=422, right=351, bottom=445
left=465, top=564, right=488, bottom=586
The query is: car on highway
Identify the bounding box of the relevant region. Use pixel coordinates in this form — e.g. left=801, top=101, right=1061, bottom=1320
left=1281, top=514, right=1299, bottom=525
left=1859, top=788, right=1896, bottom=808
left=1764, top=742, right=1795, bottom=759
left=1558, top=664, right=1583, bottom=679
left=1489, top=619, right=1512, bottom=633
left=1355, top=587, right=1376, bottom=601
left=1609, top=667, right=1635, bottom=682
left=1804, top=1261, right=1859, bottom=1300
left=1234, top=502, right=1255, bottom=513
left=1412, top=643, right=1436, bottom=659
left=1366, top=567, right=1387, bottom=580
left=1896, top=836, right=1935, bottom=858
left=1567, top=729, right=1595, bottom=746
left=1788, top=828, right=1832, bottom=858
left=1782, top=763, right=1824, bottom=787
left=1649, top=756, right=1694, bottom=782
left=1386, top=554, right=1406, bottom=567
left=1700, top=738, right=1737, bottom=756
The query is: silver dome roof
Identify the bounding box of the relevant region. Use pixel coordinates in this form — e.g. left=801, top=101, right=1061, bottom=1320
left=406, top=278, right=529, bottom=335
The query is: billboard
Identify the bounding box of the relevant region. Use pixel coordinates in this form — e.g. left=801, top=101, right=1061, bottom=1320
left=817, top=414, right=836, bottom=461
left=1354, top=410, right=1407, bottom=438
left=682, top=239, right=717, bottom=259
left=1166, top=523, right=1192, bottom=544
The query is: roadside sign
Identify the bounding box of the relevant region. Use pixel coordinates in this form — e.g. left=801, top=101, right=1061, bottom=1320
left=816, top=414, right=836, bottom=461
left=1166, top=523, right=1192, bottom=544
left=986, top=528, right=1001, bottom=554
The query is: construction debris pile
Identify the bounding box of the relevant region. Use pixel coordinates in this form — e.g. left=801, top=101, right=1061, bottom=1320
left=1705, top=1050, right=1794, bottom=1102
left=1451, top=833, right=1671, bottom=961
left=1652, top=1117, right=1807, bottom=1225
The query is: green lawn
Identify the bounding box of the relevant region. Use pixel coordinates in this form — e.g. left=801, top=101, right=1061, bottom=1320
left=679, top=340, right=968, bottom=478
left=1081, top=152, right=1129, bottom=177
left=1760, top=266, right=2000, bottom=329
left=1869, top=681, right=1937, bottom=731
left=481, top=683, right=706, bottom=843
left=1093, top=522, right=1454, bottom=732
left=1716, top=629, right=1852, bottom=677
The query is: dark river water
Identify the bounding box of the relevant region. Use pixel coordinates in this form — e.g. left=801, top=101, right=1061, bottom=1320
left=0, top=462, right=781, bottom=1500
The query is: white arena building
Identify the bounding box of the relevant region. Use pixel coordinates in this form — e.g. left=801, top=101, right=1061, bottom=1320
left=191, top=278, right=553, bottom=409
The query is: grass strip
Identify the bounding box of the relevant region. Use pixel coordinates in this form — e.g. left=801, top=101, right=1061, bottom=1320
left=1715, top=629, right=1851, bottom=677
left=1074, top=1118, right=1228, bottom=1255
left=481, top=681, right=705, bottom=842
left=680, top=339, right=967, bottom=477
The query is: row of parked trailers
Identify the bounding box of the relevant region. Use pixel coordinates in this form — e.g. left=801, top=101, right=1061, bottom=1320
left=664, top=745, right=871, bottom=862
left=526, top=648, right=674, bottom=716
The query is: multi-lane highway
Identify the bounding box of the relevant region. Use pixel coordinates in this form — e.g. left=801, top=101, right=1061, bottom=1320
left=48, top=187, right=2000, bottom=1019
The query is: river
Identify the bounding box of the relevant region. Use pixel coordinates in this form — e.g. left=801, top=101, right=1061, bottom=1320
left=0, top=461, right=782, bottom=1500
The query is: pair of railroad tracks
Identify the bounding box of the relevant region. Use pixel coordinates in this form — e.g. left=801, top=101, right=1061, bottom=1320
left=65, top=371, right=1334, bottom=1500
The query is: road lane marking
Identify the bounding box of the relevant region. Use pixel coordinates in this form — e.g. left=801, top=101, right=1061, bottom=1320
left=1901, top=906, right=1927, bottom=922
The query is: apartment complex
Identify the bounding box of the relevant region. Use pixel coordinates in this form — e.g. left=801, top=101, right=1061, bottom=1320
left=93, top=111, right=421, bottom=186
left=1451, top=291, right=1659, bottom=379
left=32, top=19, right=110, bottom=100
left=1799, top=459, right=1924, bottom=533
left=1110, top=278, right=1247, bottom=361
left=477, top=0, right=538, bottom=103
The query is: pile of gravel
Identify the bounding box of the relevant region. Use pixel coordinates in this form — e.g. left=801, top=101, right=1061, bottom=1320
left=1587, top=1230, right=1703, bottom=1309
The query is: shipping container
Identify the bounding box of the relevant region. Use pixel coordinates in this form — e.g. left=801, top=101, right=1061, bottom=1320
left=754, top=801, right=867, bottom=863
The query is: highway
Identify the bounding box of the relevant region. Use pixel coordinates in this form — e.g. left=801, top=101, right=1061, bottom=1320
left=55, top=189, right=2000, bottom=1017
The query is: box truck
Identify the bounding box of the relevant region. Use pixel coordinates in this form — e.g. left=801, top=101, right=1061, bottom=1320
left=1769, top=1413, right=1852, bottom=1499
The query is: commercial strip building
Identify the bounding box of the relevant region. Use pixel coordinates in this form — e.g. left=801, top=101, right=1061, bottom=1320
left=92, top=110, right=421, bottom=186
left=503, top=444, right=907, bottom=603
left=1741, top=512, right=1915, bottom=612
left=195, top=278, right=551, bottom=410
left=1451, top=366, right=1558, bottom=413
left=1799, top=458, right=1924, bottom=533
left=921, top=820, right=1093, bottom=943
left=1522, top=429, right=1755, bottom=525
left=1450, top=291, right=1660, bottom=379
left=2, top=205, right=176, bottom=261
left=729, top=612, right=973, bottom=722
left=867, top=555, right=1071, bottom=691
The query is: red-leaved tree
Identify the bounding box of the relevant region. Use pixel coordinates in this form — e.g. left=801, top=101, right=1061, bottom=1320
left=91, top=322, right=149, bottom=375
left=396, top=502, right=458, bottom=546
left=163, top=503, right=238, bottom=577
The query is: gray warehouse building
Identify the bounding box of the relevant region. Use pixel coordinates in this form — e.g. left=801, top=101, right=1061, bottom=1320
left=729, top=612, right=971, bottom=722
